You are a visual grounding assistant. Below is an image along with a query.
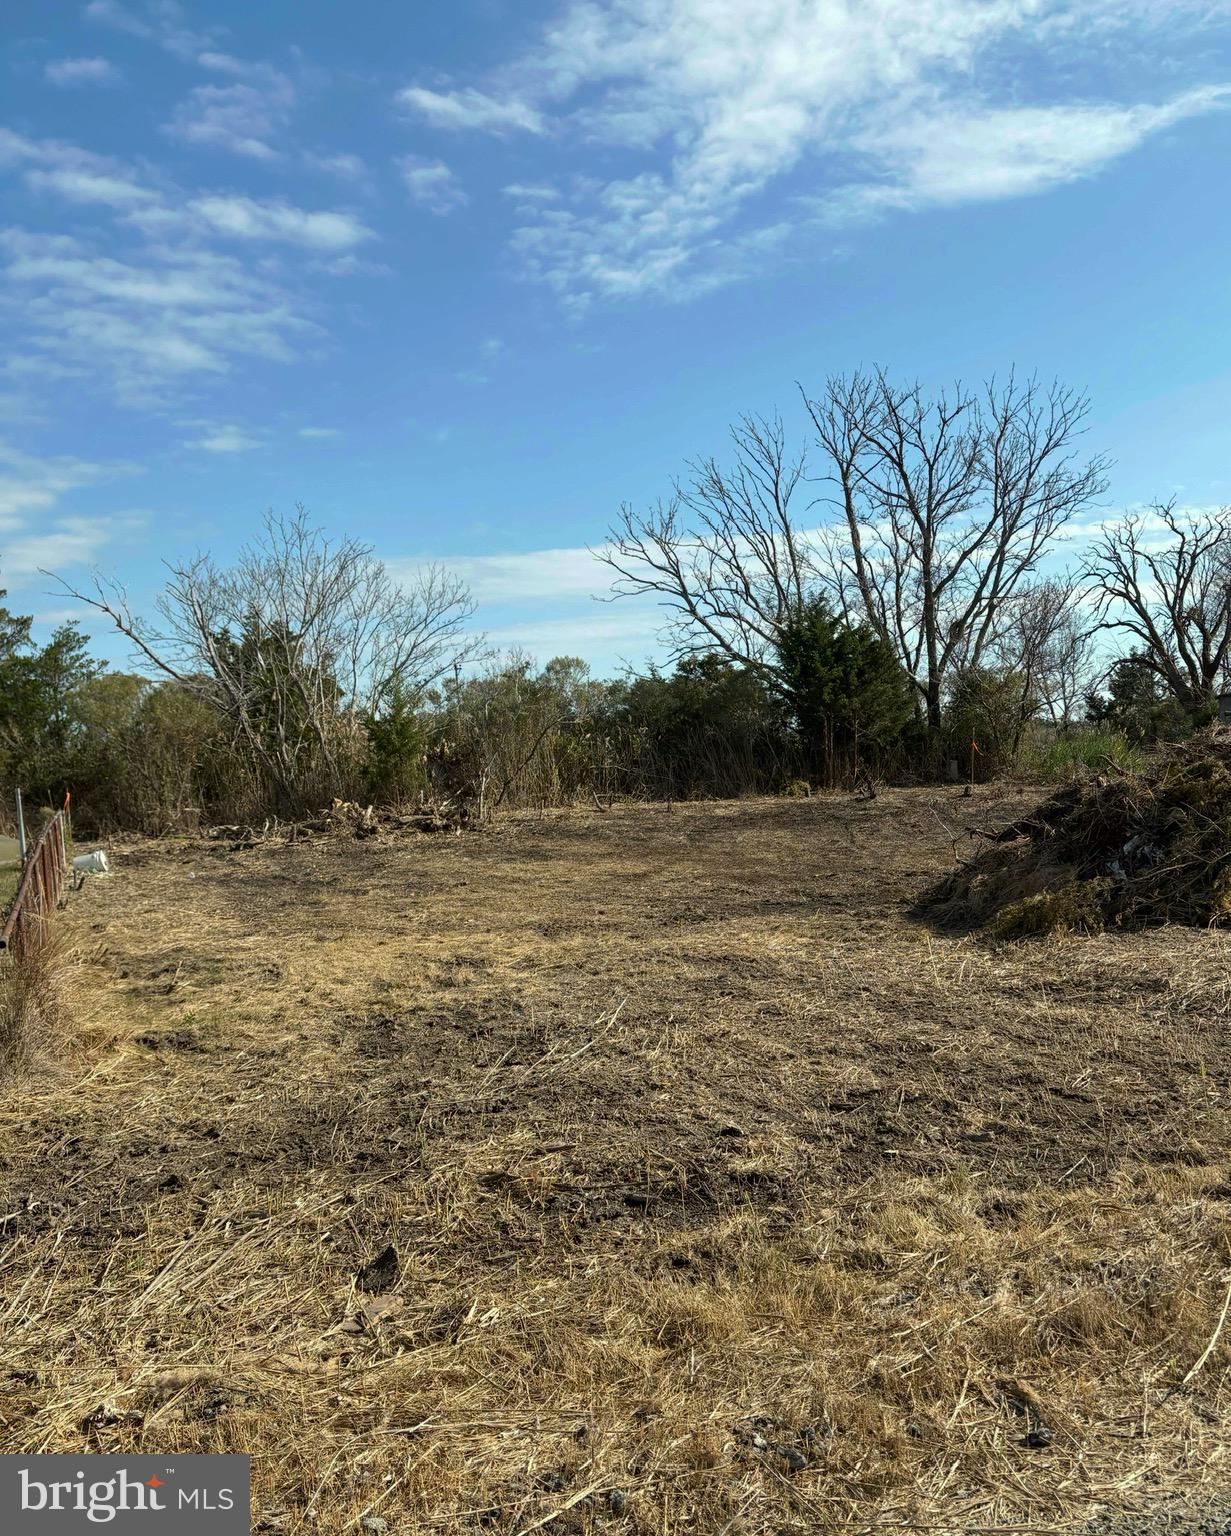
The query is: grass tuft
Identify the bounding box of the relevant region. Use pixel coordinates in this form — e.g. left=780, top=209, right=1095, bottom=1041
left=0, top=930, right=75, bottom=1076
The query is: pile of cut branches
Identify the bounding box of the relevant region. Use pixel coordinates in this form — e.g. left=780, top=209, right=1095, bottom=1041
left=207, top=795, right=470, bottom=849
left=922, top=728, right=1231, bottom=935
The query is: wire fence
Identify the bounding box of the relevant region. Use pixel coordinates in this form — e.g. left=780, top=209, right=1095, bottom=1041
left=0, top=811, right=69, bottom=957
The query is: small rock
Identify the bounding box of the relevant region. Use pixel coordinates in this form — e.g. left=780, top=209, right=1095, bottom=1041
left=607, top=1488, right=627, bottom=1515
left=1022, top=1425, right=1053, bottom=1449
left=360, top=1518, right=387, bottom=1534
left=359, top=1293, right=405, bottom=1326
left=778, top=1445, right=807, bottom=1473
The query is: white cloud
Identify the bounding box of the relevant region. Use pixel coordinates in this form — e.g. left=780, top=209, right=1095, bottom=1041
left=0, top=443, right=114, bottom=531
left=26, top=167, right=155, bottom=206
left=182, top=195, right=374, bottom=251
left=457, top=336, right=505, bottom=385
left=184, top=423, right=262, bottom=454
left=0, top=443, right=130, bottom=589
left=502, top=182, right=561, bottom=202
left=84, top=0, right=217, bottom=60
left=45, top=56, right=121, bottom=86
left=431, top=0, right=1231, bottom=304
left=298, top=426, right=340, bottom=439
left=1, top=516, right=117, bottom=582
left=0, top=127, right=159, bottom=209
left=165, top=75, right=295, bottom=161
left=424, top=545, right=612, bottom=604
left=838, top=87, right=1231, bottom=215
left=398, top=85, right=545, bottom=134
left=398, top=155, right=467, bottom=214
left=304, top=150, right=369, bottom=182
left=0, top=125, right=362, bottom=411
left=477, top=608, right=666, bottom=668
left=0, top=229, right=314, bottom=398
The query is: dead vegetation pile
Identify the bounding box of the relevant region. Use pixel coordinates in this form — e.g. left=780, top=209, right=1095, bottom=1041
left=924, top=728, right=1231, bottom=936
left=208, top=795, right=470, bottom=849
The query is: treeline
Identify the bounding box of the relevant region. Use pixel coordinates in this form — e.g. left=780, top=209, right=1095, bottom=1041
left=3, top=370, right=1229, bottom=832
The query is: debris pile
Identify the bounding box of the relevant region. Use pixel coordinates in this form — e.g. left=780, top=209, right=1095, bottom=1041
left=310, top=798, right=470, bottom=838
left=922, top=729, right=1231, bottom=935
left=207, top=796, right=470, bottom=849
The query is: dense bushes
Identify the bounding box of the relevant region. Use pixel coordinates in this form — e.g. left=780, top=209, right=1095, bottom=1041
left=0, top=569, right=1207, bottom=831
left=0, top=618, right=1188, bottom=832
left=1085, top=652, right=1215, bottom=745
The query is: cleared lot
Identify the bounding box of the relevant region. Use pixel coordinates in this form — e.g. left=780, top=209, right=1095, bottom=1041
left=1, top=790, right=1228, bottom=1533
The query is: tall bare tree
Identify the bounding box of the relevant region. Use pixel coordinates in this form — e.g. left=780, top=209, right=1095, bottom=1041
left=55, top=507, right=477, bottom=813
left=1006, top=577, right=1096, bottom=729
left=805, top=370, right=1109, bottom=730
left=598, top=415, right=812, bottom=696
left=1084, top=501, right=1231, bottom=709
left=982, top=577, right=1095, bottom=752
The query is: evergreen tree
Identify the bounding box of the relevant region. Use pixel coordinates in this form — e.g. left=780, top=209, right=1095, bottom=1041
left=774, top=600, right=915, bottom=774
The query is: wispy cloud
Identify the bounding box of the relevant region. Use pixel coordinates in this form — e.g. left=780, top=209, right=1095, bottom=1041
left=456, top=336, right=505, bottom=385
left=304, top=150, right=369, bottom=183
left=502, top=182, right=560, bottom=203
left=182, top=422, right=263, bottom=453
left=165, top=73, right=295, bottom=161
left=0, top=126, right=155, bottom=208
left=412, top=0, right=1231, bottom=305
left=1, top=516, right=119, bottom=582
left=45, top=56, right=121, bottom=86
left=0, top=228, right=313, bottom=399
left=26, top=166, right=155, bottom=206
left=0, top=443, right=131, bottom=588
left=428, top=544, right=612, bottom=604
left=834, top=86, right=1231, bottom=217
left=398, top=85, right=545, bottom=134
left=298, top=426, right=340, bottom=439
left=84, top=0, right=217, bottom=60
left=398, top=155, right=467, bottom=214
left=0, top=443, right=116, bottom=530
left=179, top=194, right=374, bottom=251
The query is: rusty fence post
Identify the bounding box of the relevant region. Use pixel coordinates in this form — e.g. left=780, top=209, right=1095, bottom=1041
left=1, top=809, right=70, bottom=956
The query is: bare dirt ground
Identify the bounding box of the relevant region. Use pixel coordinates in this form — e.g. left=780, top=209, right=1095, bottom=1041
left=1, top=789, right=1229, bottom=1534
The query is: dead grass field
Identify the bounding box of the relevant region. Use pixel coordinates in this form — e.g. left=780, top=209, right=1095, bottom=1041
left=1, top=789, right=1229, bottom=1534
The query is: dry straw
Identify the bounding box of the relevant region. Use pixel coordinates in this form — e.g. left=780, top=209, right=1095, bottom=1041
left=1, top=790, right=1229, bottom=1533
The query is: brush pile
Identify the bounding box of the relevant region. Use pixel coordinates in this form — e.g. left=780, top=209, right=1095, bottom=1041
left=207, top=795, right=470, bottom=849
left=924, top=728, right=1231, bottom=935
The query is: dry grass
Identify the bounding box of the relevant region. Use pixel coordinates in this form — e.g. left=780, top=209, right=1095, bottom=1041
left=1, top=789, right=1229, bottom=1533
left=0, top=928, right=78, bottom=1077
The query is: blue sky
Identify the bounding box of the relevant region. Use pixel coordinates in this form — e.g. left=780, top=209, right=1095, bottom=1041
left=3, top=0, right=1231, bottom=677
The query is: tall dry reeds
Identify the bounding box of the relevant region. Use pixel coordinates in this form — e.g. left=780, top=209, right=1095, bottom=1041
left=0, top=930, right=74, bottom=1077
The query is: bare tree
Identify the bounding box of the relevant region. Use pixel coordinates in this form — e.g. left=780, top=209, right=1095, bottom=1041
left=597, top=415, right=812, bottom=695
left=984, top=577, right=1095, bottom=750
left=1012, top=578, right=1097, bottom=729
left=53, top=507, right=478, bottom=814
left=805, top=370, right=1109, bottom=730
left=1084, top=501, right=1231, bottom=708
